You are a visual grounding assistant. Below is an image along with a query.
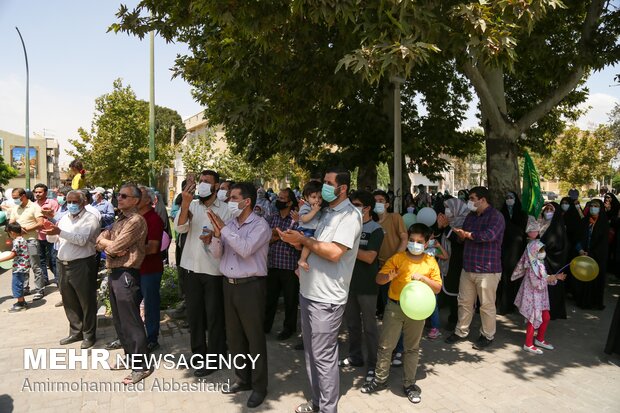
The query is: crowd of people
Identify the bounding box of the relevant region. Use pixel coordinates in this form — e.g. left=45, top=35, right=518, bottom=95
left=2, top=162, right=620, bottom=411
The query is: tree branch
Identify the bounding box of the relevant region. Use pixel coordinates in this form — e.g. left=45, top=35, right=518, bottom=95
left=462, top=61, right=506, bottom=133
left=515, top=0, right=605, bottom=134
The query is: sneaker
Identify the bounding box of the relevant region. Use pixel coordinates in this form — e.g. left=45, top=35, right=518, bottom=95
left=426, top=328, right=442, bottom=340
left=534, top=339, right=554, bottom=350
left=9, top=302, right=27, bottom=313
left=295, top=402, right=320, bottom=413
left=32, top=292, right=44, bottom=301
left=472, top=335, right=493, bottom=350
left=365, top=369, right=375, bottom=382
left=391, top=352, right=403, bottom=367
left=445, top=333, right=466, bottom=344
left=404, top=384, right=422, bottom=403
left=105, top=339, right=123, bottom=350
left=523, top=344, right=543, bottom=355
left=361, top=378, right=388, bottom=394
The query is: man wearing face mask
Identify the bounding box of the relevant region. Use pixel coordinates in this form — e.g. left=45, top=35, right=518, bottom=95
left=277, top=168, right=362, bottom=413
left=44, top=190, right=100, bottom=349
left=264, top=188, right=300, bottom=341
left=208, top=182, right=272, bottom=408
left=447, top=186, right=505, bottom=350
left=218, top=180, right=233, bottom=203
left=174, top=170, right=232, bottom=377
left=90, top=187, right=115, bottom=228
left=10, top=188, right=45, bottom=300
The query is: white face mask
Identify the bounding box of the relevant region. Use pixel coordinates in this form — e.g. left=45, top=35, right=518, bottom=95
left=505, top=198, right=515, bottom=207
left=227, top=200, right=245, bottom=217
left=537, top=252, right=546, bottom=261
left=407, top=241, right=425, bottom=255
left=560, top=203, right=570, bottom=212
left=467, top=200, right=478, bottom=212
left=544, top=211, right=554, bottom=221
left=217, top=189, right=228, bottom=202
left=197, top=182, right=212, bottom=198
left=374, top=202, right=385, bottom=214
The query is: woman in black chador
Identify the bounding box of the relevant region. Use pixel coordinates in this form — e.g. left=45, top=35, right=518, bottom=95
left=497, top=191, right=528, bottom=314
left=574, top=198, right=609, bottom=310
left=539, top=202, right=568, bottom=319
left=559, top=197, right=582, bottom=297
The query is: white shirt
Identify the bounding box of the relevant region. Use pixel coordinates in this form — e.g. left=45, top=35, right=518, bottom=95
left=85, top=204, right=102, bottom=221
left=174, top=198, right=233, bottom=275
left=46, top=208, right=101, bottom=262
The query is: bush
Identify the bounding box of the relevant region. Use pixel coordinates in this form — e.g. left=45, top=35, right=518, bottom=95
left=160, top=265, right=181, bottom=310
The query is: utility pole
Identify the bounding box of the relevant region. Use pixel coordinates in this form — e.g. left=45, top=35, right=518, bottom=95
left=148, top=28, right=156, bottom=187
left=168, top=125, right=175, bottom=204
left=16, top=27, right=30, bottom=190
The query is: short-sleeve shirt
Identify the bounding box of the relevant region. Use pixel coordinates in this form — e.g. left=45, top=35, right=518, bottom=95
left=140, top=208, right=165, bottom=275
left=380, top=251, right=441, bottom=301
left=11, top=236, right=30, bottom=272
left=350, top=220, right=384, bottom=295
left=298, top=203, right=321, bottom=230
left=72, top=173, right=85, bottom=190
left=377, top=213, right=406, bottom=264
left=301, top=199, right=363, bottom=305
left=10, top=201, right=43, bottom=240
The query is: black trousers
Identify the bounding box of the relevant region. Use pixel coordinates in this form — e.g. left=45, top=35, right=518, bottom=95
left=58, top=255, right=98, bottom=340
left=185, top=272, right=227, bottom=359
left=109, top=268, right=148, bottom=371
left=223, top=277, right=268, bottom=393
left=264, top=267, right=299, bottom=334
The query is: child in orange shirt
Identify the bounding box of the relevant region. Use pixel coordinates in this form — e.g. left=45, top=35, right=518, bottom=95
left=361, top=223, right=442, bottom=404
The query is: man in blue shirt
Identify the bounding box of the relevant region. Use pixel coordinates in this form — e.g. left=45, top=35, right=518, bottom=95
left=90, top=187, right=115, bottom=229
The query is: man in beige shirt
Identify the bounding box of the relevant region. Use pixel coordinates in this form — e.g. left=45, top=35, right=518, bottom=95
left=10, top=188, right=45, bottom=299
left=96, top=183, right=150, bottom=385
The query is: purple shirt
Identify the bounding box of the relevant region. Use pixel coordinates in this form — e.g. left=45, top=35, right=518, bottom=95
left=462, top=206, right=505, bottom=273
left=267, top=212, right=300, bottom=271
left=210, top=212, right=271, bottom=278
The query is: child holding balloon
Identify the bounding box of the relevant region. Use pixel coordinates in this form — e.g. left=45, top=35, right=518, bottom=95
left=511, top=236, right=566, bottom=354
left=361, top=223, right=442, bottom=404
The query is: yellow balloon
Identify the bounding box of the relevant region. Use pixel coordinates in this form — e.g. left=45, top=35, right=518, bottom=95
left=570, top=256, right=599, bottom=282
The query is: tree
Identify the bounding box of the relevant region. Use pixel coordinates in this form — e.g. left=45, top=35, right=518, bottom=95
left=537, top=125, right=615, bottom=187
left=0, top=155, right=18, bottom=186
left=110, top=1, right=482, bottom=191
left=69, top=79, right=185, bottom=188
left=294, top=0, right=620, bottom=205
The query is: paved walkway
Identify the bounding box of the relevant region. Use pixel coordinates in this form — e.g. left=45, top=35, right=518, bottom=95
left=0, top=267, right=618, bottom=413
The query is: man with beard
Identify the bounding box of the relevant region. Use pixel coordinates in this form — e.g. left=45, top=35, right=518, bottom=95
left=174, top=170, right=233, bottom=377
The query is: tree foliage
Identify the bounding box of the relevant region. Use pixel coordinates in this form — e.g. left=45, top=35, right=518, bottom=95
left=0, top=154, right=18, bottom=186
left=536, top=125, right=615, bottom=187
left=110, top=1, right=481, bottom=184
left=68, top=79, right=185, bottom=188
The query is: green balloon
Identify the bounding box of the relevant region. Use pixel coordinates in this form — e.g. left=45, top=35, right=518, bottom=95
left=403, top=213, right=417, bottom=231
left=0, top=259, right=12, bottom=270
left=399, top=280, right=436, bottom=320
left=570, top=256, right=599, bottom=282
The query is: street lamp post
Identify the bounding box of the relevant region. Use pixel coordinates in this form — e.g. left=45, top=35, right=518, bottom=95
left=149, top=29, right=156, bottom=187
left=15, top=27, right=31, bottom=190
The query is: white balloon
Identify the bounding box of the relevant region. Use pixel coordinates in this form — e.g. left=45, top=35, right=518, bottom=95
left=416, top=207, right=437, bottom=227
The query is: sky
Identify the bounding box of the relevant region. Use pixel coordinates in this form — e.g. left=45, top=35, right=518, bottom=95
left=0, top=0, right=619, bottom=168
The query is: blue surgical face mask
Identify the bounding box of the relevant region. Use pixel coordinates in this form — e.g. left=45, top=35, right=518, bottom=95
left=590, top=206, right=600, bottom=216
left=544, top=212, right=554, bottom=221
left=560, top=203, right=569, bottom=212
left=407, top=241, right=425, bottom=255
left=13, top=198, right=21, bottom=206
left=406, top=206, right=414, bottom=214
left=321, top=184, right=338, bottom=203
left=57, top=196, right=66, bottom=206
left=374, top=202, right=385, bottom=214
left=67, top=203, right=81, bottom=215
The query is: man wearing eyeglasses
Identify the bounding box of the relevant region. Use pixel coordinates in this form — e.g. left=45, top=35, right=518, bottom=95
left=44, top=190, right=100, bottom=349
left=96, top=183, right=150, bottom=385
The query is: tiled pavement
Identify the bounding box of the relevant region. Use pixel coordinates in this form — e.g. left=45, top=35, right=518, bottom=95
left=0, top=268, right=618, bottom=413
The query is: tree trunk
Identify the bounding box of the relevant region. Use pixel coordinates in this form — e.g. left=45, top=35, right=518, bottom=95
left=357, top=163, right=377, bottom=190
left=485, top=128, right=520, bottom=207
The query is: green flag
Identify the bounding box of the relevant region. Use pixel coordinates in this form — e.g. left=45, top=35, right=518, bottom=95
left=521, top=151, right=544, bottom=218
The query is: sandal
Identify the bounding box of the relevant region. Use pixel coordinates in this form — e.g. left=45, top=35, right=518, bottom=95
left=405, top=384, right=422, bottom=403
left=122, top=368, right=153, bottom=385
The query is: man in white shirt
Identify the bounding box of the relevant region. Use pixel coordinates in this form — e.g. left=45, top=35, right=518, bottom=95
left=44, top=190, right=101, bottom=349
left=174, top=170, right=232, bottom=377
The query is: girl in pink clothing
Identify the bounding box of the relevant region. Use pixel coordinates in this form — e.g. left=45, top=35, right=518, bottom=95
left=511, top=236, right=566, bottom=354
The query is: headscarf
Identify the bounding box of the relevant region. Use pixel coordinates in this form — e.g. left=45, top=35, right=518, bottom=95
left=526, top=215, right=540, bottom=233
left=444, top=198, right=468, bottom=229
left=604, top=192, right=620, bottom=221
left=511, top=239, right=547, bottom=282
left=501, top=190, right=528, bottom=231
left=537, top=202, right=555, bottom=236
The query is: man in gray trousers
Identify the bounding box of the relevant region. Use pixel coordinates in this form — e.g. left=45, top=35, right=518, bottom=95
left=279, top=168, right=362, bottom=413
